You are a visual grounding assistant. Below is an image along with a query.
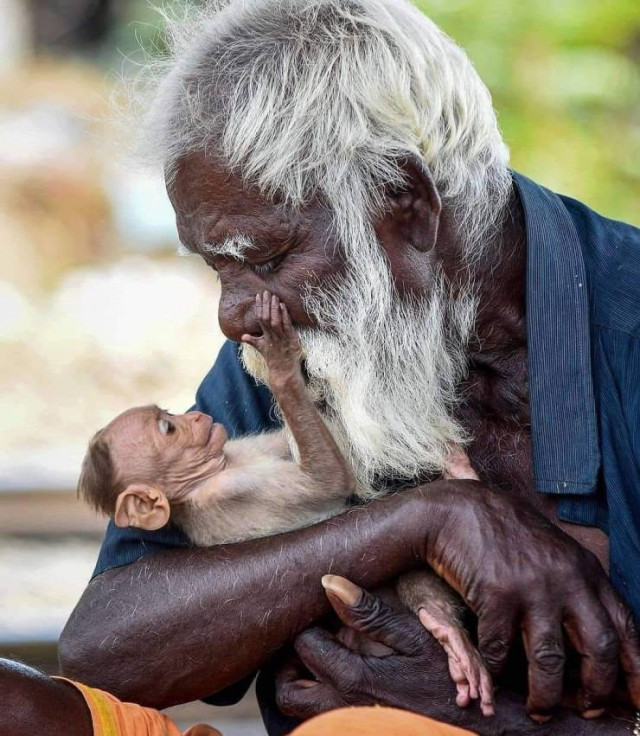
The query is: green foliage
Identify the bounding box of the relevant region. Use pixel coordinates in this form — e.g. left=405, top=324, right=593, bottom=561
left=417, top=0, right=640, bottom=224
left=118, top=0, right=640, bottom=224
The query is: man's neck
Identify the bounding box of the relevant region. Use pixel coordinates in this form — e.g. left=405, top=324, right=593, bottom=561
left=470, top=187, right=527, bottom=356
left=436, top=185, right=527, bottom=360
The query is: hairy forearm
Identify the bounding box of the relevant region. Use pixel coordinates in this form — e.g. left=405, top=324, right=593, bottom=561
left=59, top=487, right=440, bottom=708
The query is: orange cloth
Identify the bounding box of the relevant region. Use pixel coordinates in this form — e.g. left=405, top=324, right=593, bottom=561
left=291, top=706, right=478, bottom=736
left=56, top=677, right=476, bottom=736
left=54, top=678, right=220, bottom=736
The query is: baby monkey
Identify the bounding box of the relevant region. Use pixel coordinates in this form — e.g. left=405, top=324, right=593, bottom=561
left=79, top=291, right=493, bottom=715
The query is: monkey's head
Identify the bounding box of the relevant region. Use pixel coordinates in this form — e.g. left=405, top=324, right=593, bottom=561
left=78, top=405, right=228, bottom=531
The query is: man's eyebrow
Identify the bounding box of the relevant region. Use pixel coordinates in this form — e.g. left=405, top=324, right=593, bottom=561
left=202, top=234, right=258, bottom=260
left=176, top=234, right=259, bottom=260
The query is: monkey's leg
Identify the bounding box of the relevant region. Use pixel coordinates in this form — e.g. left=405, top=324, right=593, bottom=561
left=396, top=569, right=494, bottom=716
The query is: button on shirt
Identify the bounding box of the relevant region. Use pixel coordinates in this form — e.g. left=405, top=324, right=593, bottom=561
left=92, top=172, right=640, bottom=732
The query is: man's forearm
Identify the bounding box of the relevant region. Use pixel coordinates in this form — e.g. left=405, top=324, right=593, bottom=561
left=59, top=488, right=435, bottom=709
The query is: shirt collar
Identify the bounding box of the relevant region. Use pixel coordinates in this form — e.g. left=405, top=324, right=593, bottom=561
left=512, top=172, right=600, bottom=495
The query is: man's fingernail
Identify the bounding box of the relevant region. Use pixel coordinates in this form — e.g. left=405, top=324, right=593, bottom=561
left=321, top=575, right=362, bottom=606
left=529, top=713, right=553, bottom=724
left=581, top=709, right=605, bottom=720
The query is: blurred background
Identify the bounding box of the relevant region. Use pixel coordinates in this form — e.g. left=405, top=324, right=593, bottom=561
left=0, top=0, right=638, bottom=732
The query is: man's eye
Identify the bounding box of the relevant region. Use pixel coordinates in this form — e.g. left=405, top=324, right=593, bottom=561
left=250, top=259, right=279, bottom=276
left=158, top=419, right=176, bottom=435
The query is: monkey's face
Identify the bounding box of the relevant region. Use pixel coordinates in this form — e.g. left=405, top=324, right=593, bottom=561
left=106, top=405, right=228, bottom=500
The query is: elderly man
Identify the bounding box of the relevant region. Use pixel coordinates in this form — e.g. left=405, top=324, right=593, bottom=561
left=60, top=0, right=640, bottom=734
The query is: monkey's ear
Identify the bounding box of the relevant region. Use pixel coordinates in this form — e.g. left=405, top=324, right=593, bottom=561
left=375, top=156, right=442, bottom=254
left=114, top=484, right=170, bottom=531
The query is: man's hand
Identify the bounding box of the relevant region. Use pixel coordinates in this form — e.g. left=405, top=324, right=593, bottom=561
left=419, top=483, right=640, bottom=720
left=241, top=291, right=302, bottom=385
left=276, top=576, right=634, bottom=736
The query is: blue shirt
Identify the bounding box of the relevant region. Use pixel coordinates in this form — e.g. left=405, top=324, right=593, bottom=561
left=92, top=172, right=640, bottom=728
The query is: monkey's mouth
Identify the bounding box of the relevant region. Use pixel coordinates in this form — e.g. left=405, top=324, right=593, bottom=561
left=205, top=420, right=227, bottom=447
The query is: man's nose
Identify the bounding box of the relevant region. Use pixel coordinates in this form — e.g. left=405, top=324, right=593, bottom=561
left=218, top=285, right=261, bottom=342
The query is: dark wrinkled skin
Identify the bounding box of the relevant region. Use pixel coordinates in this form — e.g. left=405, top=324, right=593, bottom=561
left=59, top=152, right=640, bottom=729
left=274, top=581, right=635, bottom=735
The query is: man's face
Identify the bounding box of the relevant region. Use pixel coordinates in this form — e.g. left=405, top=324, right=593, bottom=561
left=167, top=151, right=473, bottom=492
left=168, top=151, right=347, bottom=342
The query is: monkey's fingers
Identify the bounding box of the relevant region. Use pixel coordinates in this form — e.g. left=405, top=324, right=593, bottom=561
left=280, top=304, right=302, bottom=349
left=447, top=651, right=471, bottom=707
left=479, top=663, right=495, bottom=717
left=270, top=293, right=283, bottom=333
left=261, top=290, right=272, bottom=325
left=448, top=629, right=495, bottom=715
left=418, top=608, right=495, bottom=715
left=443, top=446, right=479, bottom=481
left=241, top=333, right=264, bottom=350
left=255, top=292, right=267, bottom=331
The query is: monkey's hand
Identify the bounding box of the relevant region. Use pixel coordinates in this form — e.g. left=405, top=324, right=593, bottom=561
left=241, top=290, right=302, bottom=385
left=397, top=569, right=494, bottom=716
left=443, top=446, right=479, bottom=480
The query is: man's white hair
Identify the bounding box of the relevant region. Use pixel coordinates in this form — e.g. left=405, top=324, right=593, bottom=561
left=141, top=0, right=511, bottom=253
left=136, top=0, right=510, bottom=491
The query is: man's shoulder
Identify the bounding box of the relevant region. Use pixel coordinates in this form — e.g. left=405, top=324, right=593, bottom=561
left=559, top=194, right=640, bottom=336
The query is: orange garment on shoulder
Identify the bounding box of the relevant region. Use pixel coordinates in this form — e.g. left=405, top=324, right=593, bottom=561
left=291, top=705, right=478, bottom=736
left=54, top=678, right=220, bottom=736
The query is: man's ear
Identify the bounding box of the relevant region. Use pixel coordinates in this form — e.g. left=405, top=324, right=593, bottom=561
left=376, top=156, right=442, bottom=254
left=114, top=484, right=170, bottom=531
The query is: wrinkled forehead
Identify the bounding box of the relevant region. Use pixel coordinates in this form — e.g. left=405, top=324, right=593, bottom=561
left=168, top=152, right=302, bottom=251
left=103, top=405, right=159, bottom=460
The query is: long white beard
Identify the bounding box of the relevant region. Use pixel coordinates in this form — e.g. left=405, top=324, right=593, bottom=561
left=241, top=233, right=476, bottom=498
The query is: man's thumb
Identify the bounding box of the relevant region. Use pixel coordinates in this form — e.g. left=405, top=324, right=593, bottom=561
left=322, top=575, right=362, bottom=607
left=321, top=575, right=420, bottom=654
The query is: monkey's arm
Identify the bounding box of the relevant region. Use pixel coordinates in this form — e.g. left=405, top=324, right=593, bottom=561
left=271, top=376, right=356, bottom=495
left=59, top=486, right=440, bottom=709
left=243, top=291, right=356, bottom=496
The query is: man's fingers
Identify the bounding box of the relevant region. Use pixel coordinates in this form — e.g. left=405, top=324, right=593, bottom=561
left=477, top=609, right=518, bottom=676
left=276, top=677, right=346, bottom=720
left=521, top=612, right=566, bottom=717
left=294, top=627, right=364, bottom=689
left=322, top=575, right=424, bottom=655
left=598, top=585, right=640, bottom=707
left=563, top=591, right=619, bottom=713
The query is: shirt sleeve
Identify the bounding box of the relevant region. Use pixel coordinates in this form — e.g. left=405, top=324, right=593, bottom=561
left=92, top=340, right=280, bottom=577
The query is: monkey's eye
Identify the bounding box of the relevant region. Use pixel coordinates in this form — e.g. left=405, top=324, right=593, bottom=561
left=158, top=419, right=176, bottom=436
